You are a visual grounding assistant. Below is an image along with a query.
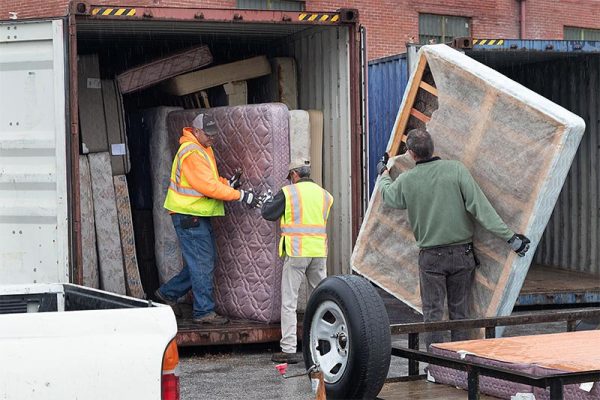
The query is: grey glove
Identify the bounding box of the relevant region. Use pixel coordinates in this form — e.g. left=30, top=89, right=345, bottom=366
left=228, top=168, right=242, bottom=189
left=508, top=233, right=531, bottom=257
left=376, top=152, right=389, bottom=175
left=238, top=189, right=261, bottom=209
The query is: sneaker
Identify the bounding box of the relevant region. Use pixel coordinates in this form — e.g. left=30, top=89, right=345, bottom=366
left=271, top=352, right=303, bottom=364
left=193, top=312, right=229, bottom=325
left=154, top=289, right=181, bottom=317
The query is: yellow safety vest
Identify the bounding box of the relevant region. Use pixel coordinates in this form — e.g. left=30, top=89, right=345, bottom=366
left=280, top=181, right=334, bottom=258
left=163, top=142, right=225, bottom=217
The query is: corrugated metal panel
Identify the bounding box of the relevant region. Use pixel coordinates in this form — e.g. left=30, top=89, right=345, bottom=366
left=367, top=54, right=408, bottom=193
left=502, top=55, right=600, bottom=276
left=0, top=20, right=69, bottom=283
left=285, top=26, right=352, bottom=275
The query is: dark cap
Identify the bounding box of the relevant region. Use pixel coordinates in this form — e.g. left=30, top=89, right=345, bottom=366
left=192, top=113, right=218, bottom=136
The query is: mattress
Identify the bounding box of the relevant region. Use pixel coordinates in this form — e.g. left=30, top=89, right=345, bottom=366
left=307, top=110, right=324, bottom=186
left=88, top=152, right=126, bottom=294
left=289, top=110, right=310, bottom=163
left=352, top=44, right=586, bottom=319
left=114, top=175, right=145, bottom=299
left=144, top=107, right=184, bottom=284
left=117, top=45, right=213, bottom=94
left=270, top=57, right=298, bottom=109
left=428, top=331, right=600, bottom=399
left=165, top=56, right=271, bottom=96
left=79, top=155, right=99, bottom=289
left=167, top=103, right=290, bottom=323
left=223, top=81, right=248, bottom=106
left=78, top=54, right=108, bottom=153
left=102, top=79, right=130, bottom=175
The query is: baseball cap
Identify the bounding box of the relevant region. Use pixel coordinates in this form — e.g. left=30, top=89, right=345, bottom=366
left=287, top=159, right=311, bottom=179
left=192, top=113, right=218, bottom=136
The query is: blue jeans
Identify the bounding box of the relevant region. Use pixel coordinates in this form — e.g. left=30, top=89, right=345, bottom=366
left=158, top=214, right=216, bottom=319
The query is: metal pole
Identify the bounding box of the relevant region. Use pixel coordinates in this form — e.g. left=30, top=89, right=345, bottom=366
left=467, top=367, right=480, bottom=400
left=408, top=333, right=419, bottom=375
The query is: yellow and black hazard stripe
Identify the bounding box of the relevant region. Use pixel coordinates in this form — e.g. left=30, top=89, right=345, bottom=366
left=473, top=39, right=505, bottom=46
left=298, top=13, right=340, bottom=23
left=91, top=7, right=136, bottom=17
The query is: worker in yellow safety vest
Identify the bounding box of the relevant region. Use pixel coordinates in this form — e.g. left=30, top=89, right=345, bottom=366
left=261, top=159, right=334, bottom=364
left=155, top=113, right=262, bottom=325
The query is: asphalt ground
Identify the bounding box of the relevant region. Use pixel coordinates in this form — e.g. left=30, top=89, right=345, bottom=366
left=178, top=289, right=579, bottom=400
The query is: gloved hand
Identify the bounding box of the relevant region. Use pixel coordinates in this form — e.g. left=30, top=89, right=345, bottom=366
left=228, top=168, right=242, bottom=189
left=508, top=233, right=531, bottom=257
left=376, top=152, right=390, bottom=175
left=257, top=190, right=274, bottom=208
left=238, top=189, right=261, bottom=208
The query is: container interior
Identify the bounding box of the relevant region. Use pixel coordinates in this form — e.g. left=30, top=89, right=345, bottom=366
left=75, top=18, right=353, bottom=297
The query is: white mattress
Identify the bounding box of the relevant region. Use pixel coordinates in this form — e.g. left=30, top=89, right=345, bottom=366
left=289, top=110, right=311, bottom=163
left=144, top=107, right=184, bottom=284
left=88, top=152, right=125, bottom=294
left=114, top=175, right=145, bottom=299
left=79, top=155, right=99, bottom=289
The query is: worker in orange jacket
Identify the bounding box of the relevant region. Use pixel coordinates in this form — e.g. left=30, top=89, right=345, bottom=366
left=155, top=113, right=261, bottom=325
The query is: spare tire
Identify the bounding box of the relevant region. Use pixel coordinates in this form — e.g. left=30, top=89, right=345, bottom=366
left=302, top=275, right=391, bottom=399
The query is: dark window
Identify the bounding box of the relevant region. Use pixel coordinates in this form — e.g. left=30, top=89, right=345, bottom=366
left=419, top=13, right=470, bottom=45
left=237, top=0, right=305, bottom=11
left=564, top=26, right=600, bottom=41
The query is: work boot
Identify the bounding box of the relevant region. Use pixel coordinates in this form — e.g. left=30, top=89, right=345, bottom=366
left=271, top=352, right=303, bottom=364
left=154, top=289, right=181, bottom=317
left=193, top=312, right=229, bottom=325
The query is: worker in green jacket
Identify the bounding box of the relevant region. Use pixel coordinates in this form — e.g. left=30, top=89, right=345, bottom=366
left=377, top=128, right=531, bottom=350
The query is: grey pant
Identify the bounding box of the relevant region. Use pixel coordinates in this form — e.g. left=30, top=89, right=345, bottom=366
left=280, top=256, right=327, bottom=353
left=418, top=243, right=477, bottom=350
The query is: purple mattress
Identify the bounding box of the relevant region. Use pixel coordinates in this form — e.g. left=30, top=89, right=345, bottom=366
left=167, top=103, right=290, bottom=323
left=429, top=346, right=600, bottom=399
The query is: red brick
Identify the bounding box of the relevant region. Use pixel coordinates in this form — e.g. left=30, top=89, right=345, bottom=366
left=2, top=0, right=600, bottom=60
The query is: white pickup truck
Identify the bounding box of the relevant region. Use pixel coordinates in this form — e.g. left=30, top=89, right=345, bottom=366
left=0, top=284, right=179, bottom=399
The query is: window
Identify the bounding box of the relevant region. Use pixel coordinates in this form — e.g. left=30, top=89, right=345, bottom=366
left=237, top=0, right=305, bottom=11
left=419, top=14, right=470, bottom=45
left=564, top=26, right=600, bottom=41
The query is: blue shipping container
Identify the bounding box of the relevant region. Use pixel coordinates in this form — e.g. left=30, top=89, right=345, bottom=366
left=367, top=54, right=408, bottom=194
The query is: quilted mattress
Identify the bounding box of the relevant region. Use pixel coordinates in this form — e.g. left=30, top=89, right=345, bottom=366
left=428, top=331, right=600, bottom=399
left=167, top=103, right=290, bottom=323
left=352, top=44, right=586, bottom=319
left=79, top=155, right=99, bottom=289
left=144, top=107, right=184, bottom=284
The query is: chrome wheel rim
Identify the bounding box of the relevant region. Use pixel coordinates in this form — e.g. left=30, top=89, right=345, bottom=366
left=309, top=300, right=350, bottom=383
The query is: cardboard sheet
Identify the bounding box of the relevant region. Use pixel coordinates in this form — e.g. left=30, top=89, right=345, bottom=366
left=352, top=44, right=585, bottom=318
left=308, top=110, right=324, bottom=186
left=102, top=80, right=130, bottom=175
left=165, top=56, right=271, bottom=96
left=78, top=54, right=108, bottom=153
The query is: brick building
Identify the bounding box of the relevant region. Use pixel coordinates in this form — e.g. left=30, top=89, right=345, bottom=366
left=3, top=0, right=600, bottom=59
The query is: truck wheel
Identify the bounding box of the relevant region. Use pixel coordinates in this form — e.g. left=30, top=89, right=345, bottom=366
left=302, top=275, right=391, bottom=399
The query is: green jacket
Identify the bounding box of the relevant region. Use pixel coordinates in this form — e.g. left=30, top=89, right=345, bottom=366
left=379, top=158, right=514, bottom=248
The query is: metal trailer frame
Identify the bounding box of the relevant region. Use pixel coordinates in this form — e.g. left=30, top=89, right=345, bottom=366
left=388, top=308, right=600, bottom=400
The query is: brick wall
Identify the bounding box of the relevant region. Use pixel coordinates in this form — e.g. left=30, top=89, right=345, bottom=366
left=3, top=0, right=600, bottom=60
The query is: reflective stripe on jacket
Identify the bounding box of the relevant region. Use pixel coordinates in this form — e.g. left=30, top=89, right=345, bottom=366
left=279, top=181, right=333, bottom=257
left=163, top=135, right=231, bottom=216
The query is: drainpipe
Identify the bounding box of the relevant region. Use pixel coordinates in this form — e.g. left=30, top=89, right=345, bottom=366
left=518, top=0, right=526, bottom=39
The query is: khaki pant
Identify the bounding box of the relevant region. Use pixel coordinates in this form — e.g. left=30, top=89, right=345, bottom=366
left=280, top=256, right=327, bottom=353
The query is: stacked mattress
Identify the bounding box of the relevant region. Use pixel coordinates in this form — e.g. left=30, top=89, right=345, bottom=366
left=428, top=331, right=600, bottom=399
left=167, top=104, right=290, bottom=323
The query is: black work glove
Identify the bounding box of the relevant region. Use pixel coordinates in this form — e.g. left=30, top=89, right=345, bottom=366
left=508, top=233, right=531, bottom=257
left=376, top=152, right=390, bottom=175
left=228, top=168, right=242, bottom=189
left=257, top=189, right=274, bottom=208
left=238, top=189, right=261, bottom=209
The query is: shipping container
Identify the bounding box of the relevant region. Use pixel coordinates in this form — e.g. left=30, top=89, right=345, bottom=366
left=0, top=3, right=365, bottom=346
left=368, top=40, right=600, bottom=308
